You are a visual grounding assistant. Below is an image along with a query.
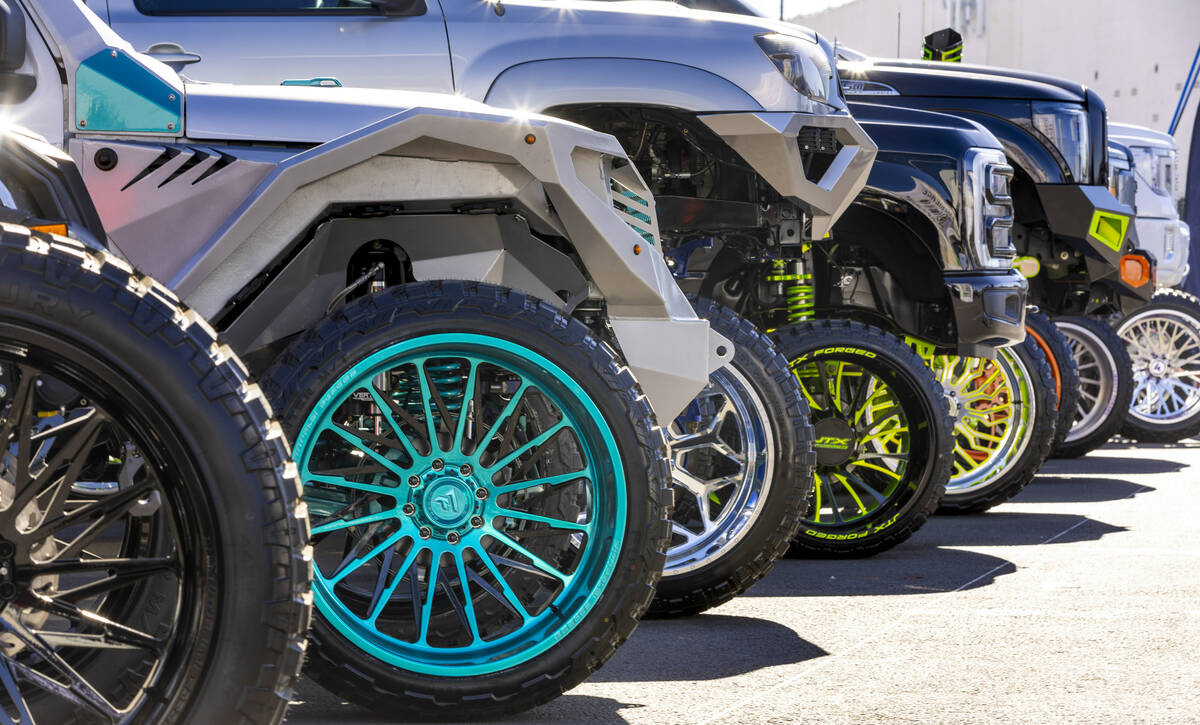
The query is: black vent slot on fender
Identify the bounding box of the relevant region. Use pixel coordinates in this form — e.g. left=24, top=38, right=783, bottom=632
left=796, top=127, right=842, bottom=183
left=193, top=150, right=237, bottom=184
left=120, top=147, right=180, bottom=191
left=159, top=147, right=209, bottom=187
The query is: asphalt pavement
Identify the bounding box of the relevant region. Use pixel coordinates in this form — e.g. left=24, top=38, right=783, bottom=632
left=286, top=440, right=1200, bottom=724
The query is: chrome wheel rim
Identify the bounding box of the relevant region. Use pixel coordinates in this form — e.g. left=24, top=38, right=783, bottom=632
left=664, top=365, right=773, bottom=577
left=1057, top=321, right=1119, bottom=443
left=931, top=348, right=1035, bottom=495
left=1118, top=309, right=1200, bottom=424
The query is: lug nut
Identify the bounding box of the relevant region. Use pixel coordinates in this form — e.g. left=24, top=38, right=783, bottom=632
left=446, top=532, right=460, bottom=545
left=408, top=475, right=420, bottom=487
left=475, top=488, right=489, bottom=501
left=432, top=459, right=444, bottom=471
left=459, top=463, right=473, bottom=476
left=471, top=516, right=484, bottom=528
left=402, top=503, right=416, bottom=515
left=418, top=526, right=432, bottom=540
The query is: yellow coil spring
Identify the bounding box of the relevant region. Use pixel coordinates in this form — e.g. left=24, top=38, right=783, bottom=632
left=766, top=260, right=814, bottom=323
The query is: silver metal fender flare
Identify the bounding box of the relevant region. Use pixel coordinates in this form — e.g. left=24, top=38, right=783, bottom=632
left=484, top=58, right=762, bottom=114
left=699, top=112, right=877, bottom=239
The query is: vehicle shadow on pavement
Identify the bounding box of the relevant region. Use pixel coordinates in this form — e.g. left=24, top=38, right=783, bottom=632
left=916, top=511, right=1127, bottom=548
left=755, top=546, right=1016, bottom=596
left=587, top=614, right=826, bottom=682
left=1040, top=454, right=1188, bottom=475
left=1012, top=476, right=1153, bottom=503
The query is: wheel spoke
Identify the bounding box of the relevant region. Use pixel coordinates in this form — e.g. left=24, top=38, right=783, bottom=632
left=11, top=411, right=105, bottom=518
left=368, top=383, right=431, bottom=458
left=834, top=472, right=868, bottom=515
left=453, top=360, right=479, bottom=455
left=367, top=544, right=421, bottom=624
left=474, top=383, right=530, bottom=460
left=29, top=556, right=177, bottom=603
left=477, top=548, right=531, bottom=620
left=43, top=479, right=157, bottom=560
left=417, top=552, right=440, bottom=645
left=307, top=472, right=398, bottom=497
left=487, top=531, right=569, bottom=584
left=312, top=507, right=399, bottom=536
left=0, top=658, right=34, bottom=725
left=494, top=507, right=589, bottom=533
left=1, top=610, right=123, bottom=720
left=413, top=362, right=442, bottom=454
left=487, top=420, right=570, bottom=473
left=490, top=469, right=590, bottom=496
left=448, top=555, right=482, bottom=644
left=323, top=424, right=412, bottom=481
left=328, top=526, right=407, bottom=585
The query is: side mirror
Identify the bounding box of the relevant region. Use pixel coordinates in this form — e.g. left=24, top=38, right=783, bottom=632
left=369, top=0, right=428, bottom=17
left=0, top=0, right=26, bottom=73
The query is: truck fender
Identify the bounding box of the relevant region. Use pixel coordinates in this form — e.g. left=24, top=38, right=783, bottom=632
left=854, top=155, right=966, bottom=271
left=484, top=58, right=762, bottom=114
left=945, top=111, right=1066, bottom=185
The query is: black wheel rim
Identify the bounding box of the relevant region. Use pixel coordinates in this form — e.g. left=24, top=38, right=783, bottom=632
left=791, top=352, right=935, bottom=532
left=0, top=324, right=211, bottom=724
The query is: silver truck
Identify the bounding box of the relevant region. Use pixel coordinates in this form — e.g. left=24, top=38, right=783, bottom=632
left=2, top=0, right=733, bottom=719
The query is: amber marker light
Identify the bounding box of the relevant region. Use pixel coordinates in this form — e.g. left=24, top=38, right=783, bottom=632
left=1120, top=254, right=1152, bottom=288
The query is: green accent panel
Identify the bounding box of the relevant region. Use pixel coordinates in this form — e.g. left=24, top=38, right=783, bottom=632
left=903, top=335, right=937, bottom=361
left=1014, top=255, right=1041, bottom=278
left=76, top=50, right=182, bottom=134
left=1088, top=210, right=1130, bottom=252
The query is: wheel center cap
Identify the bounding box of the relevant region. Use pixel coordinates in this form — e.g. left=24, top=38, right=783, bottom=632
left=422, top=478, right=474, bottom=528
left=813, top=418, right=856, bottom=467
left=1149, top=358, right=1169, bottom=378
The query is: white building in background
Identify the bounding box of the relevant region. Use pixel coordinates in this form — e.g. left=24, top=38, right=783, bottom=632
left=793, top=0, right=1200, bottom=183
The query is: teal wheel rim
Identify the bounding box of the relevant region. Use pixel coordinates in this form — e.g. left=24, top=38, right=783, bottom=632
left=293, top=333, right=626, bottom=677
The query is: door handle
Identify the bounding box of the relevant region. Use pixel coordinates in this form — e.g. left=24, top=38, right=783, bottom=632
left=143, top=42, right=202, bottom=71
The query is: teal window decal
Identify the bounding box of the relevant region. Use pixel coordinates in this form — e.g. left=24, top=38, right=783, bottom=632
left=76, top=49, right=182, bottom=134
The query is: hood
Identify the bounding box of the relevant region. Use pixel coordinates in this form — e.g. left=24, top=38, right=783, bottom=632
left=849, top=101, right=1002, bottom=156
left=839, top=58, right=1085, bottom=102
left=447, top=0, right=838, bottom=113
left=182, top=83, right=582, bottom=144
left=1109, top=122, right=1177, bottom=151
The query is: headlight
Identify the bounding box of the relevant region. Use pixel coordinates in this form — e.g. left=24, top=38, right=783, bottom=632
left=1129, top=145, right=1179, bottom=202
left=1031, top=102, right=1090, bottom=184
left=755, top=33, right=838, bottom=111
left=1107, top=145, right=1137, bottom=210
left=962, top=148, right=1015, bottom=269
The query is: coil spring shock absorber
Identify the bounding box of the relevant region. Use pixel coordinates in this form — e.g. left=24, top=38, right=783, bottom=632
left=766, top=257, right=815, bottom=323
left=390, top=360, right=467, bottom=416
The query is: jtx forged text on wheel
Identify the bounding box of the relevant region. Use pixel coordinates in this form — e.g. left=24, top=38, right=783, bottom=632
left=929, top=338, right=1058, bottom=514
left=0, top=229, right=310, bottom=724
left=1052, top=317, right=1134, bottom=458
left=1117, top=289, right=1200, bottom=443
left=773, top=320, right=952, bottom=558
left=648, top=298, right=814, bottom=618
left=263, top=281, right=671, bottom=720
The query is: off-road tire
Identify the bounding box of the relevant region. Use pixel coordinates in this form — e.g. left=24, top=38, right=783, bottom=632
left=773, top=320, right=952, bottom=558
left=937, top=337, right=1058, bottom=514
left=647, top=297, right=814, bottom=618
left=1052, top=316, right=1133, bottom=458
left=261, top=281, right=671, bottom=720
left=1026, top=310, right=1081, bottom=453
left=1118, top=288, right=1200, bottom=442
left=0, top=228, right=310, bottom=724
